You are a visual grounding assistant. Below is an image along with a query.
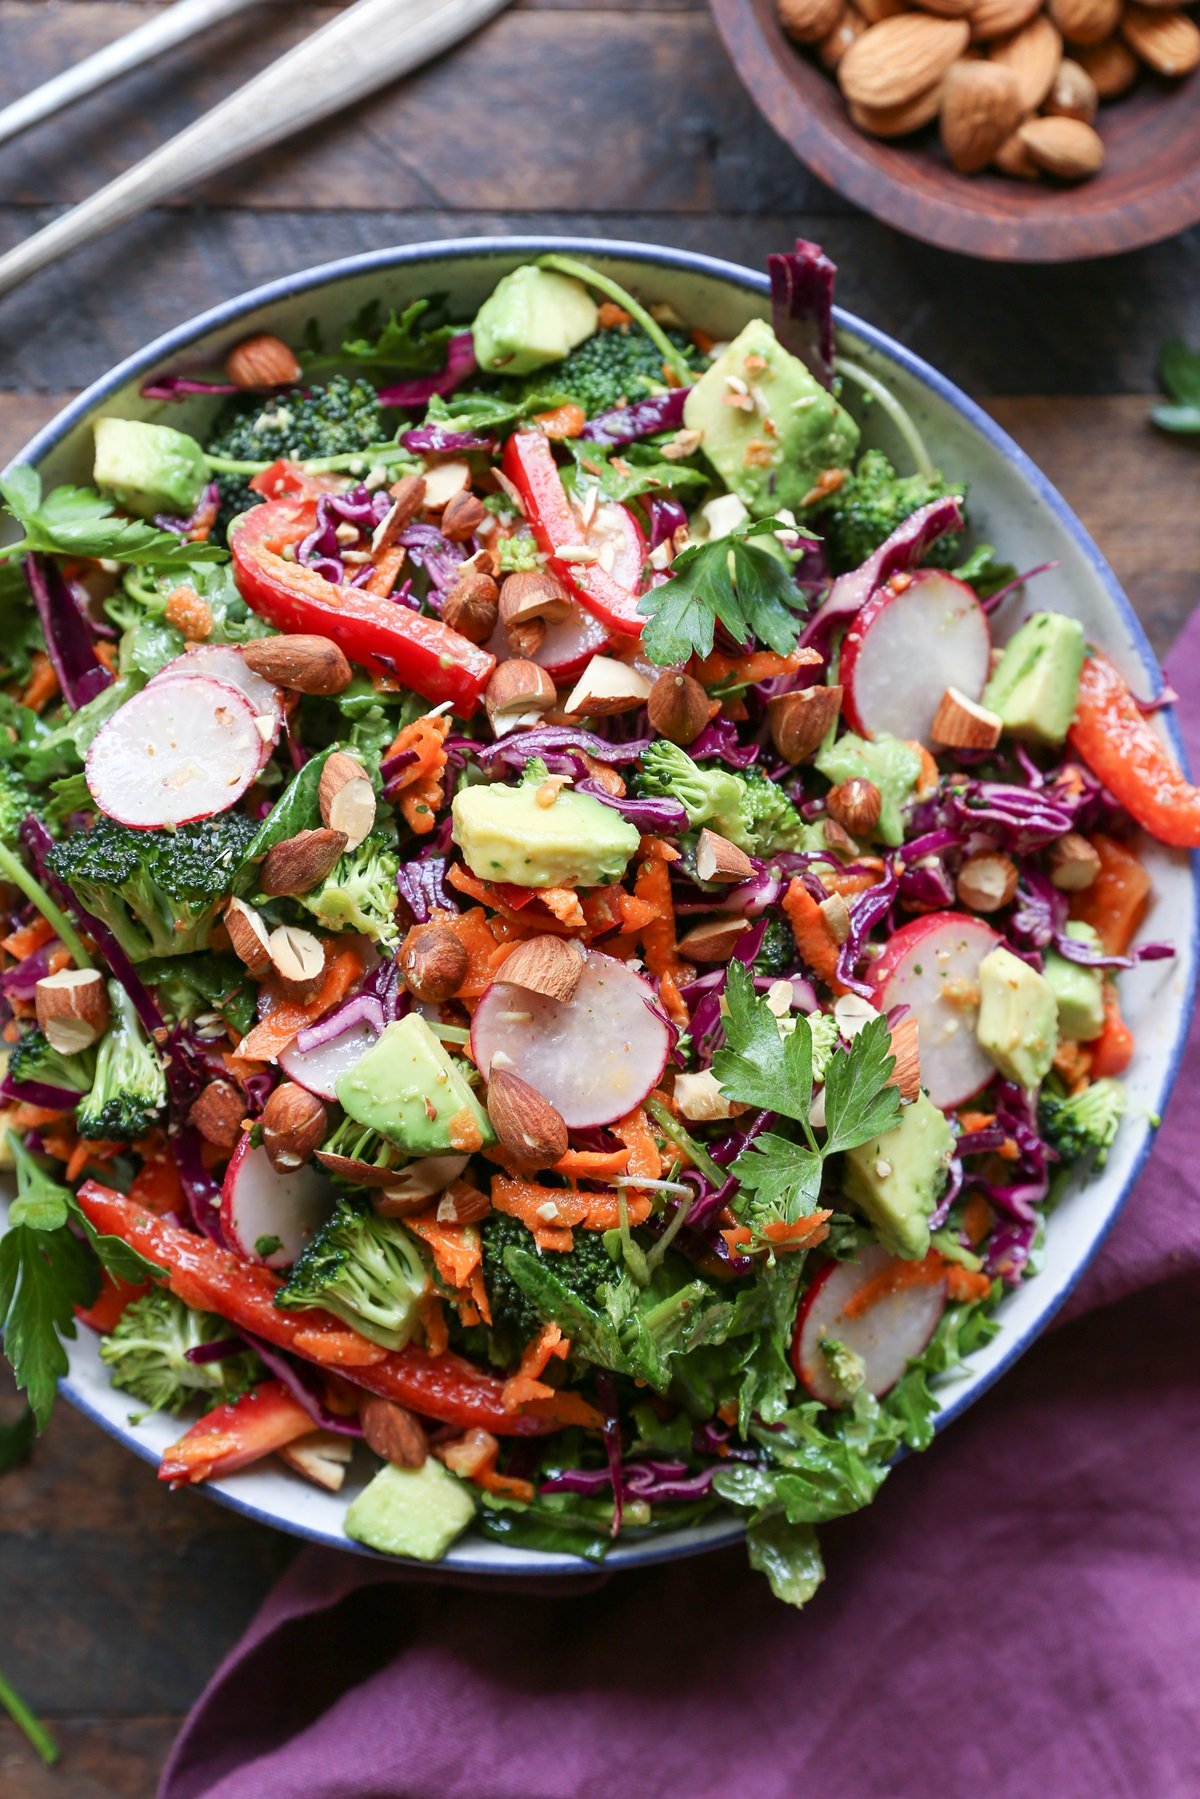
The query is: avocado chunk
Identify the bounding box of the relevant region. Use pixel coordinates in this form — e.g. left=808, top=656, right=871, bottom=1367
left=814, top=731, right=922, bottom=847
left=682, top=319, right=859, bottom=518
left=93, top=416, right=209, bottom=520
left=976, top=946, right=1059, bottom=1088
left=345, top=1458, right=476, bottom=1561
left=981, top=612, right=1085, bottom=746
left=336, top=1015, right=494, bottom=1155
left=843, top=1091, right=955, bottom=1261
left=1044, top=923, right=1106, bottom=1043
left=472, top=265, right=599, bottom=376
left=452, top=780, right=639, bottom=890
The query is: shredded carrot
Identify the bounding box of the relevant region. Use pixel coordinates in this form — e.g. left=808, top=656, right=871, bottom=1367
left=694, top=646, right=821, bottom=688
left=961, top=1192, right=991, bottom=1247
left=384, top=713, right=451, bottom=836
left=841, top=1249, right=946, bottom=1320
left=128, top=1136, right=187, bottom=1216
left=612, top=1106, right=662, bottom=1183
left=237, top=942, right=366, bottom=1060
left=502, top=1323, right=569, bottom=1411
left=946, top=1264, right=992, bottom=1303
left=406, top=1211, right=482, bottom=1291
left=447, top=865, right=576, bottom=936
left=76, top=1269, right=150, bottom=1334
left=904, top=740, right=940, bottom=801
left=533, top=402, right=587, bottom=441
left=518, top=1390, right=604, bottom=1430
left=65, top=1138, right=121, bottom=1183
left=435, top=1427, right=536, bottom=1500
left=12, top=1103, right=68, bottom=1131
left=1, top=915, right=55, bottom=960
left=552, top=1148, right=630, bottom=1180
left=782, top=877, right=843, bottom=989
left=20, top=651, right=60, bottom=713
left=164, top=585, right=213, bottom=640
left=419, top=1289, right=450, bottom=1356
left=1070, top=835, right=1150, bottom=957
left=540, top=886, right=587, bottom=930
left=491, top=1175, right=651, bottom=1251
left=957, top=1110, right=995, bottom=1134
left=1090, top=983, right=1134, bottom=1078
left=457, top=1265, right=493, bottom=1329
left=363, top=544, right=407, bottom=599
left=721, top=1210, right=832, bottom=1256
left=632, top=837, right=691, bottom=1027
left=291, top=1327, right=387, bottom=1368
left=820, top=860, right=887, bottom=901
left=1052, top=1039, right=1093, bottom=1093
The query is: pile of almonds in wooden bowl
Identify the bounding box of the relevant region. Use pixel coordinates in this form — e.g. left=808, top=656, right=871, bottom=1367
left=777, top=0, right=1200, bottom=181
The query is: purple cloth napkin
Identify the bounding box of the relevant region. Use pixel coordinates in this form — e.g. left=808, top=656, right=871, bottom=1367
left=161, top=619, right=1200, bottom=1799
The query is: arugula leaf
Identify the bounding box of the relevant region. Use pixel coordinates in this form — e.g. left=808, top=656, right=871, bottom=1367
left=1152, top=339, right=1200, bottom=434
left=340, top=297, right=456, bottom=372
left=637, top=519, right=809, bottom=666
left=821, top=1013, right=901, bottom=1156
left=563, top=441, right=708, bottom=506
left=745, top=1515, right=825, bottom=1610
left=422, top=388, right=567, bottom=437
left=0, top=470, right=225, bottom=569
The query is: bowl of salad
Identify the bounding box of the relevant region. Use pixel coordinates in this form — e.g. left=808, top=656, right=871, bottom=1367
left=0, top=237, right=1194, bottom=1609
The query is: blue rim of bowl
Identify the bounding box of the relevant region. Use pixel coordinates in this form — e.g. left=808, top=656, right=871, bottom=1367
left=10, top=235, right=1197, bottom=1577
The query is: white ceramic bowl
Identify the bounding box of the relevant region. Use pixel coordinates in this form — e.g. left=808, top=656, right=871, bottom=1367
left=3, top=239, right=1196, bottom=1576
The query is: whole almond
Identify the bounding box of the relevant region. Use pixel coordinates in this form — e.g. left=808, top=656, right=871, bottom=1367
left=647, top=669, right=711, bottom=744
left=993, top=129, right=1042, bottom=178
left=1044, top=56, right=1100, bottom=117
left=991, top=16, right=1064, bottom=109
left=441, top=491, right=487, bottom=542
left=1018, top=114, right=1105, bottom=177
left=768, top=684, right=842, bottom=763
left=956, top=852, right=1019, bottom=912
left=486, top=1069, right=569, bottom=1168
left=1076, top=33, right=1139, bottom=92
left=436, top=1179, right=493, bottom=1225
left=1049, top=0, right=1120, bottom=43
left=939, top=61, right=1025, bottom=173
left=969, top=0, right=1042, bottom=40
left=839, top=14, right=971, bottom=107
left=243, top=634, right=352, bottom=696
left=913, top=0, right=974, bottom=16
left=856, top=0, right=906, bottom=20
left=887, top=1016, right=922, bottom=1103
left=930, top=684, right=1004, bottom=747
left=443, top=570, right=499, bottom=643
left=361, top=1397, right=428, bottom=1469
left=317, top=750, right=376, bottom=852
left=819, top=3, right=868, bottom=67
left=261, top=827, right=348, bottom=897
left=779, top=0, right=844, bottom=43
left=401, top=922, right=469, bottom=1002
left=261, top=1082, right=328, bottom=1172
left=850, top=79, right=946, bottom=135
left=695, top=828, right=756, bottom=885
left=35, top=968, right=110, bottom=1055
left=1048, top=831, right=1101, bottom=890
left=499, top=571, right=571, bottom=628
left=485, top=658, right=557, bottom=732
left=676, top=916, right=754, bottom=963
left=1121, top=5, right=1200, bottom=73
left=224, top=333, right=301, bottom=389
left=267, top=924, right=325, bottom=996
left=385, top=473, right=428, bottom=528
left=189, top=1079, right=245, bottom=1151
left=826, top=777, right=882, bottom=837
left=498, top=934, right=586, bottom=1003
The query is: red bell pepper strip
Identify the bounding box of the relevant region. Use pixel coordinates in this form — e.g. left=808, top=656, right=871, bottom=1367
left=159, top=1380, right=314, bottom=1486
left=228, top=497, right=494, bottom=714
left=1068, top=653, right=1200, bottom=848
left=75, top=1183, right=597, bottom=1435
left=76, top=1268, right=148, bottom=1334
left=248, top=458, right=347, bottom=503
left=503, top=430, right=647, bottom=637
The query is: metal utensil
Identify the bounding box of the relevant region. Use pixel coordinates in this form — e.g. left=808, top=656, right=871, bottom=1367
left=0, top=0, right=264, bottom=150
left=0, top=0, right=510, bottom=300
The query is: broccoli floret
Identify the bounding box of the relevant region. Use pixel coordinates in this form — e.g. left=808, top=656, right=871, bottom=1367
left=482, top=1211, right=617, bottom=1356
left=275, top=1196, right=427, bottom=1350
left=814, top=450, right=963, bottom=575
left=754, top=918, right=797, bottom=979
left=100, top=1290, right=264, bottom=1420
left=298, top=833, right=400, bottom=945
left=0, top=763, right=33, bottom=839
left=77, top=981, right=167, bottom=1142
left=7, top=1027, right=95, bottom=1096
left=639, top=743, right=812, bottom=856
left=47, top=812, right=258, bottom=962
left=540, top=323, right=697, bottom=419
left=1038, top=1077, right=1127, bottom=1168
left=205, top=376, right=383, bottom=533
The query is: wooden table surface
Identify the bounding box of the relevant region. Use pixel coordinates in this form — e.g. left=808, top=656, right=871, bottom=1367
left=0, top=1, right=1197, bottom=1792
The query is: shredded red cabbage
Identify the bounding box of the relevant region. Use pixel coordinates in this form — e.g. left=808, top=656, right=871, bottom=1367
left=153, top=481, right=220, bottom=537
left=376, top=332, right=476, bottom=409
left=236, top=1330, right=364, bottom=1435
left=0, top=1072, right=82, bottom=1111
left=396, top=854, right=457, bottom=923
left=401, top=425, right=494, bottom=453
left=645, top=495, right=688, bottom=553
left=169, top=1125, right=227, bottom=1243
left=295, top=993, right=386, bottom=1055
left=140, top=372, right=238, bottom=401
left=397, top=522, right=468, bottom=596
left=688, top=717, right=760, bottom=768
left=836, top=862, right=899, bottom=996
left=799, top=496, right=965, bottom=655
left=24, top=554, right=113, bottom=711
left=473, top=725, right=650, bottom=769
left=0, top=939, right=60, bottom=999
left=580, top=387, right=690, bottom=447
left=768, top=239, right=837, bottom=390
left=576, top=779, right=687, bottom=834
left=184, top=1337, right=246, bottom=1366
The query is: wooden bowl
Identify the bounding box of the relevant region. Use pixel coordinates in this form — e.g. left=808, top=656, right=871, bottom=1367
left=710, top=0, right=1200, bottom=260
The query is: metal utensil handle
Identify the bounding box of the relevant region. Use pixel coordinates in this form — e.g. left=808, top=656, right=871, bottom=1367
left=0, top=0, right=264, bottom=150
left=0, top=0, right=510, bottom=301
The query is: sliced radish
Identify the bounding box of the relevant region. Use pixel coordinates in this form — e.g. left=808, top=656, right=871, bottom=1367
left=841, top=570, right=991, bottom=747
left=149, top=644, right=284, bottom=763
left=279, top=1017, right=380, bottom=1103
left=564, top=498, right=648, bottom=637
left=221, top=1136, right=336, bottom=1269
left=485, top=598, right=612, bottom=684
left=85, top=675, right=264, bottom=827
left=792, top=1245, right=947, bottom=1406
left=870, top=911, right=1000, bottom=1109
left=470, top=948, right=670, bottom=1129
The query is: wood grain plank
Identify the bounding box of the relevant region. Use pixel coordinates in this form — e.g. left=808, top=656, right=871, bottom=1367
left=1, top=206, right=1197, bottom=398
left=0, top=1716, right=182, bottom=1798
left=0, top=5, right=812, bottom=214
